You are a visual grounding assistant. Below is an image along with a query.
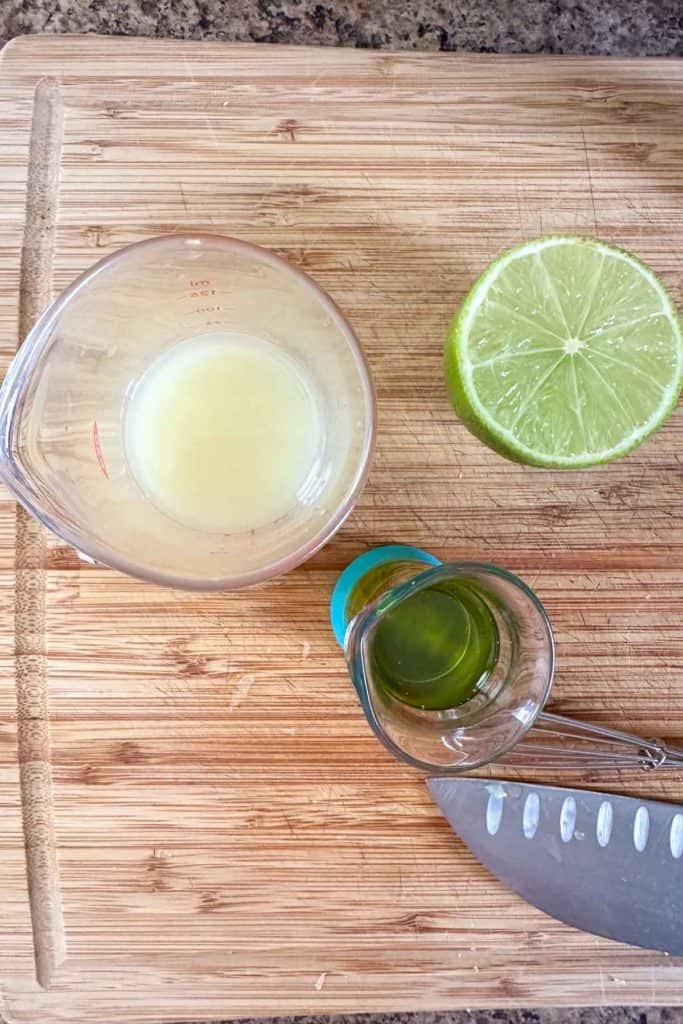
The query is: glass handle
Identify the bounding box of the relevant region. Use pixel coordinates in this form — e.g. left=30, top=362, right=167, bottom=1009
left=500, top=710, right=683, bottom=771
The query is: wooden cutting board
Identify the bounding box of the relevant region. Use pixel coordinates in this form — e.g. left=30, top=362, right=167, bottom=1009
left=2, top=34, right=683, bottom=1024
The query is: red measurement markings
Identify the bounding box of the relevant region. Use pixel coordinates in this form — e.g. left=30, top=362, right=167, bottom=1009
left=92, top=421, right=109, bottom=479
left=189, top=278, right=216, bottom=298
left=187, top=280, right=223, bottom=318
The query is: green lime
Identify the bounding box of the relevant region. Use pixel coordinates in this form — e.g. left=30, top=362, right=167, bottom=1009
left=445, top=236, right=683, bottom=467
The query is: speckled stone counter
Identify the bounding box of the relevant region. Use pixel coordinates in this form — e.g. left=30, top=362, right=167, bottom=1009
left=2, top=0, right=683, bottom=54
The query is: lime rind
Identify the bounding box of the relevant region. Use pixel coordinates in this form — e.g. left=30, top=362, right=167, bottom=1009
left=445, top=235, right=683, bottom=468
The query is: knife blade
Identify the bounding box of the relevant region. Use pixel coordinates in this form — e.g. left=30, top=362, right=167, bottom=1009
left=427, top=777, right=683, bottom=954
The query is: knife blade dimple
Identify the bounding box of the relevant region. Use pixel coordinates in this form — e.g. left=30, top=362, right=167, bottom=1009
left=671, top=814, right=683, bottom=858
left=596, top=799, right=613, bottom=847
left=522, top=791, right=540, bottom=839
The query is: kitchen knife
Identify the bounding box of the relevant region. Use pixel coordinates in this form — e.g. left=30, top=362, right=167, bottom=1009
left=427, top=777, right=683, bottom=954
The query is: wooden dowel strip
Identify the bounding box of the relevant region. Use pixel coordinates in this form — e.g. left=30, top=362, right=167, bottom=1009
left=14, top=76, right=66, bottom=990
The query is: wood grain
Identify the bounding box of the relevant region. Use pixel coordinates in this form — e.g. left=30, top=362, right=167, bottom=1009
left=1, top=34, right=683, bottom=1024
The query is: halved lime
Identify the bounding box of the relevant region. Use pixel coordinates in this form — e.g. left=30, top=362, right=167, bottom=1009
left=445, top=236, right=683, bottom=467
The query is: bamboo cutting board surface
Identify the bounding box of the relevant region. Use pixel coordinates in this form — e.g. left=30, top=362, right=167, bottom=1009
left=2, top=34, right=683, bottom=1024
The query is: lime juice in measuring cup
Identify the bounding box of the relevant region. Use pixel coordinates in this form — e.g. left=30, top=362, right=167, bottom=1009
left=0, top=234, right=375, bottom=589
left=124, top=330, right=322, bottom=535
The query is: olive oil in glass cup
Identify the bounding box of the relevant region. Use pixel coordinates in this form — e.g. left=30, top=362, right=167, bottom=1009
left=331, top=545, right=554, bottom=773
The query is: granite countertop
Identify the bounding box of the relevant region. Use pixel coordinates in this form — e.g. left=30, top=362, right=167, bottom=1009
left=2, top=0, right=683, bottom=54
left=1, top=2, right=683, bottom=1024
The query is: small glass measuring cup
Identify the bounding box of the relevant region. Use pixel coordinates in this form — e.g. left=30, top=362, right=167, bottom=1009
left=331, top=545, right=683, bottom=773
left=0, top=235, right=375, bottom=589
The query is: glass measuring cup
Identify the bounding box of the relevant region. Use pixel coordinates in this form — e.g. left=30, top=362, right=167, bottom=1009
left=331, top=545, right=683, bottom=772
left=0, top=235, right=375, bottom=589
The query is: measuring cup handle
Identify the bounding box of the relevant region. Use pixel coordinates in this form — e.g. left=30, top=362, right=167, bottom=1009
left=501, top=710, right=683, bottom=771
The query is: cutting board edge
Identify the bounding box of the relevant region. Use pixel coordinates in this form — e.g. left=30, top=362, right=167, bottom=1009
left=5, top=31, right=683, bottom=70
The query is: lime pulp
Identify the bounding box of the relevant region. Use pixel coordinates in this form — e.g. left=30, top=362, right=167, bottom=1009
left=445, top=236, right=683, bottom=468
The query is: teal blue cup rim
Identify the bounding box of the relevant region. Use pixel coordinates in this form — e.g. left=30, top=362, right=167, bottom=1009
left=330, top=543, right=441, bottom=647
